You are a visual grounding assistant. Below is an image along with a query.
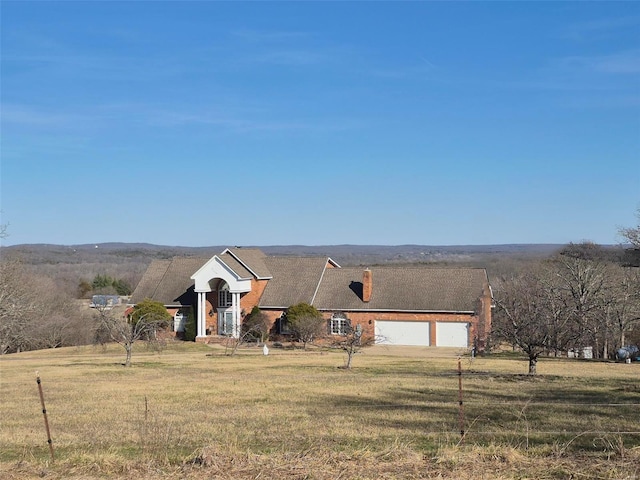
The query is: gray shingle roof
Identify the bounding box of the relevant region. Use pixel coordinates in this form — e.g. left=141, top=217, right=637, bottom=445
left=312, top=266, right=487, bottom=312
left=217, top=253, right=253, bottom=279
left=129, top=257, right=209, bottom=306
left=129, top=259, right=171, bottom=304
left=131, top=250, right=488, bottom=314
left=258, top=257, right=331, bottom=308
left=222, top=248, right=272, bottom=279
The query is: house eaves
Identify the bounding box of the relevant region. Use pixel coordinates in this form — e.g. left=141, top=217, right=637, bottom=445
left=316, top=308, right=476, bottom=314
left=256, top=304, right=290, bottom=310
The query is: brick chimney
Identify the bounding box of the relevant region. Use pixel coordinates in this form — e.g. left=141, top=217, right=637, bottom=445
left=362, top=268, right=372, bottom=302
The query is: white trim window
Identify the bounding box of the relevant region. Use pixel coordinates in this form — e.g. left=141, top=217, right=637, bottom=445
left=219, top=309, right=234, bottom=336
left=330, top=313, right=349, bottom=336
left=173, top=308, right=190, bottom=333
left=218, top=284, right=232, bottom=307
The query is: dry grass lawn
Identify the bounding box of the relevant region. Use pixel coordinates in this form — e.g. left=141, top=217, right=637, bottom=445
left=1, top=342, right=639, bottom=479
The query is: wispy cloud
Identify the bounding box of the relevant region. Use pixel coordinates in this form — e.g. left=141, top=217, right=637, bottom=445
left=4, top=51, right=188, bottom=83
left=1, top=105, right=89, bottom=128
left=557, top=50, right=640, bottom=75
left=227, top=26, right=358, bottom=70
left=3, top=29, right=192, bottom=85
left=497, top=49, right=640, bottom=95
left=251, top=49, right=330, bottom=67
left=368, top=56, right=440, bottom=80
left=94, top=101, right=368, bottom=134
left=142, top=105, right=366, bottom=134
left=559, top=94, right=640, bottom=109
left=561, top=16, right=640, bottom=42
left=231, top=28, right=312, bottom=43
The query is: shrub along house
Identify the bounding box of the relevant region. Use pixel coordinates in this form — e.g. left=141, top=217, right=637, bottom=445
left=129, top=248, right=493, bottom=350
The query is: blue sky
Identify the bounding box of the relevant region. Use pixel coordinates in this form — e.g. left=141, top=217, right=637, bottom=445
left=1, top=1, right=639, bottom=247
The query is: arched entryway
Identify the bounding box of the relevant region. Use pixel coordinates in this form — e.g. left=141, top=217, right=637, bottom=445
left=191, top=255, right=252, bottom=339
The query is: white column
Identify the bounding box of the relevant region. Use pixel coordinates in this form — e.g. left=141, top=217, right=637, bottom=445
left=196, top=291, right=206, bottom=338
left=232, top=292, right=240, bottom=338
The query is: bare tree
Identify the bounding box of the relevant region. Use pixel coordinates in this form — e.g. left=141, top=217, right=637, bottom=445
left=606, top=266, right=640, bottom=350
left=95, top=300, right=170, bottom=367
left=0, top=258, right=97, bottom=353
left=222, top=307, right=273, bottom=356
left=619, top=207, right=640, bottom=249
left=0, top=260, right=41, bottom=353
left=493, top=266, right=581, bottom=375
left=553, top=245, right=609, bottom=358
left=330, top=322, right=377, bottom=369
left=225, top=322, right=272, bottom=356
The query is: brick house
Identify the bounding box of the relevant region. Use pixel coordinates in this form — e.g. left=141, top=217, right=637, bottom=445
left=129, top=247, right=493, bottom=350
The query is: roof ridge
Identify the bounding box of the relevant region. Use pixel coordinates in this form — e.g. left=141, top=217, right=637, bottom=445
left=339, top=265, right=486, bottom=271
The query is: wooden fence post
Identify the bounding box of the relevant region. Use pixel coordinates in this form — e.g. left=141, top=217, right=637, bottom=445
left=36, top=371, right=54, bottom=462
left=457, top=357, right=465, bottom=442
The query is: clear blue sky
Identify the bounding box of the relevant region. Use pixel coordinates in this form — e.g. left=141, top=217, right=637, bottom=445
left=1, top=1, right=639, bottom=247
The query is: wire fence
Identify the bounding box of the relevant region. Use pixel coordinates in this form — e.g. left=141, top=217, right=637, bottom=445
left=309, top=358, right=640, bottom=441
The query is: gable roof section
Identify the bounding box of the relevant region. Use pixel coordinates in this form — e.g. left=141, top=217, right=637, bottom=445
left=258, top=256, right=334, bottom=308
left=313, top=266, right=488, bottom=312
left=128, top=259, right=171, bottom=304
left=220, top=248, right=272, bottom=279
left=190, top=255, right=253, bottom=293
left=130, top=257, right=209, bottom=306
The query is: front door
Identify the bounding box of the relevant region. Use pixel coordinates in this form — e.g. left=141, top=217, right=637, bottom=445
left=218, top=308, right=235, bottom=336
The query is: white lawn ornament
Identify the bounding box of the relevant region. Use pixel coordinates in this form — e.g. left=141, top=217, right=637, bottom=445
left=263, top=344, right=269, bottom=356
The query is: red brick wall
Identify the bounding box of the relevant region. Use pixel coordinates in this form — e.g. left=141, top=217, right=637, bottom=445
left=204, top=294, right=215, bottom=334
left=253, top=309, right=479, bottom=347
left=320, top=311, right=477, bottom=346
left=476, top=282, right=493, bottom=351
left=240, top=279, right=268, bottom=314
left=362, top=269, right=372, bottom=302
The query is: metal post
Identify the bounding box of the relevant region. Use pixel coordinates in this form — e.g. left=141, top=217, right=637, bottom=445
left=36, top=371, right=54, bottom=461
left=457, top=357, right=465, bottom=442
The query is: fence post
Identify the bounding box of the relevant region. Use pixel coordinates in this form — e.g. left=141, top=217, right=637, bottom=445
left=36, top=371, right=54, bottom=462
left=457, top=357, right=465, bottom=442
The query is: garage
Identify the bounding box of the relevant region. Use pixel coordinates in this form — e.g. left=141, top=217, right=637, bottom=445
left=435, top=322, right=469, bottom=347
left=374, top=320, right=430, bottom=346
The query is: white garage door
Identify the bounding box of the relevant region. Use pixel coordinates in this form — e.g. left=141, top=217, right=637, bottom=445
left=436, top=322, right=469, bottom=347
left=375, top=321, right=430, bottom=346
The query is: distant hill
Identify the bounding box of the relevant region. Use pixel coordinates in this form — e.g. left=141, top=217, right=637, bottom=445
left=1, top=242, right=565, bottom=267
left=0, top=242, right=604, bottom=297
left=1, top=241, right=634, bottom=306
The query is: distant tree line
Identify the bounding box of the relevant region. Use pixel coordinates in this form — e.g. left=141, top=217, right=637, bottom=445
left=78, top=274, right=132, bottom=298
left=0, top=260, right=94, bottom=354
left=493, top=209, right=640, bottom=374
